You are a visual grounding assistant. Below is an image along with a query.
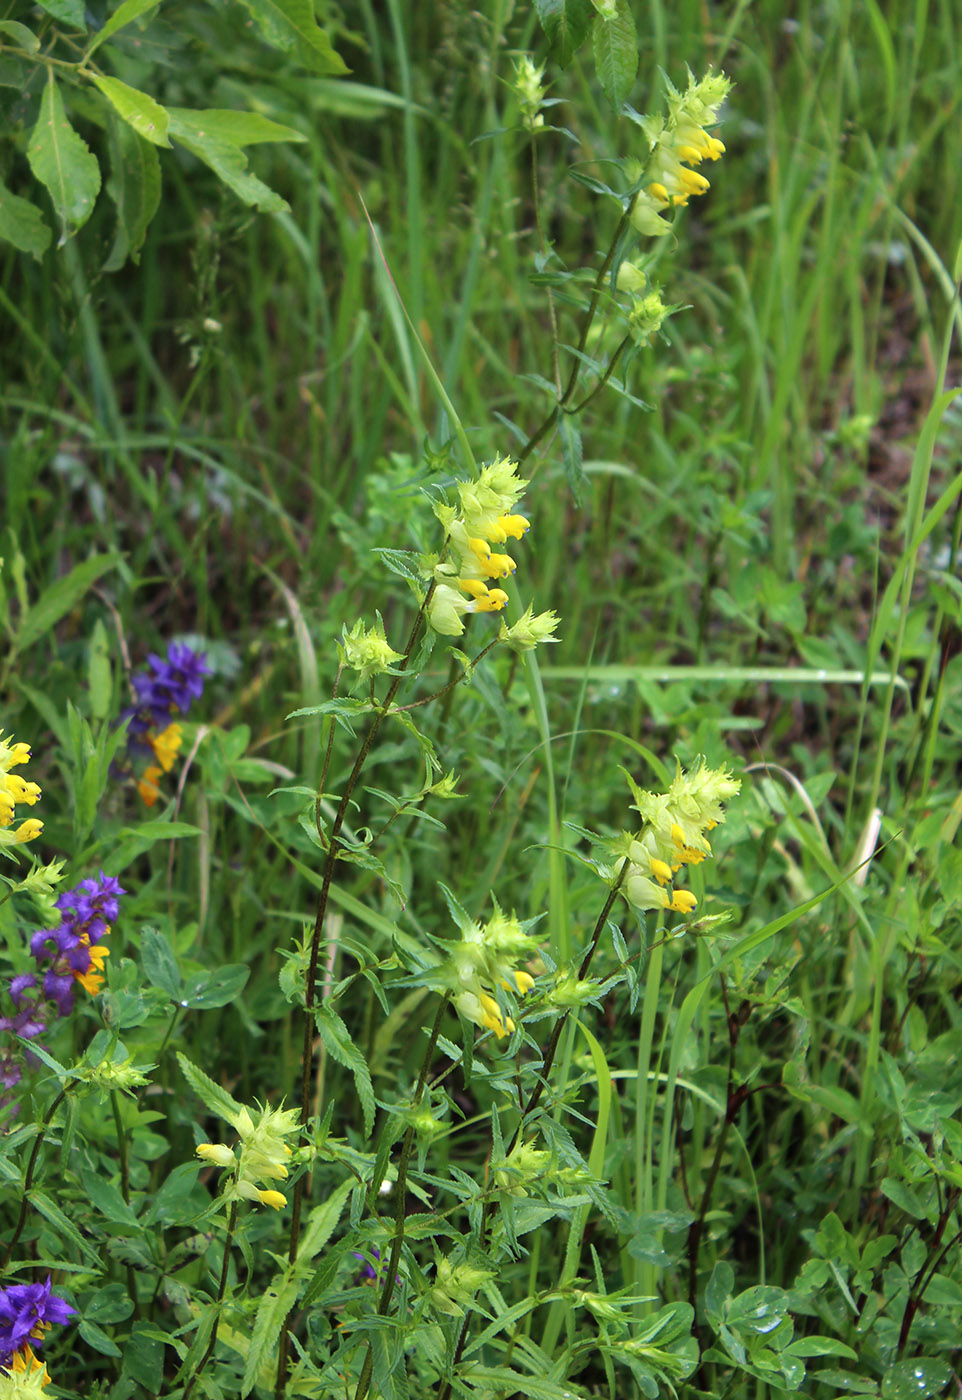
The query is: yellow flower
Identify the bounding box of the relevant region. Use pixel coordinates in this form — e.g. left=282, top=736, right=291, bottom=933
left=629, top=69, right=731, bottom=236
left=429, top=458, right=531, bottom=637
left=137, top=765, right=163, bottom=807
left=73, top=930, right=111, bottom=995
left=149, top=723, right=183, bottom=773
left=0, top=733, right=42, bottom=847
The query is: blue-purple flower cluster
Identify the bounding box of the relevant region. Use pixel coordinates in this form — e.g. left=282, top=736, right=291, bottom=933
left=120, top=642, right=211, bottom=806
left=0, top=1275, right=75, bottom=1380
left=122, top=642, right=211, bottom=740
left=0, top=873, right=126, bottom=1114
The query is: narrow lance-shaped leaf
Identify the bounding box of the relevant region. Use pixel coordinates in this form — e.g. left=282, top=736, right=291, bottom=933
left=167, top=110, right=290, bottom=213
left=84, top=0, right=161, bottom=59
left=0, top=20, right=39, bottom=52
left=0, top=179, right=51, bottom=259
left=104, top=115, right=161, bottom=270
left=235, top=0, right=348, bottom=74
left=90, top=74, right=170, bottom=146
left=27, top=73, right=101, bottom=243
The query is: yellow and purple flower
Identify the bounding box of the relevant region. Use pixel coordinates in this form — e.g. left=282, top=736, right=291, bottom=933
left=0, top=1275, right=76, bottom=1377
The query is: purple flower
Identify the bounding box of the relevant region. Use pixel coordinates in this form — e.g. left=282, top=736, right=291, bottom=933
left=0, top=1276, right=76, bottom=1364
left=122, top=642, right=211, bottom=737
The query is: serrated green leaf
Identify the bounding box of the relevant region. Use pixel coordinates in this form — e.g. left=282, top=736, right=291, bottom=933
left=167, top=111, right=289, bottom=212
left=534, top=0, right=595, bottom=66
left=85, top=0, right=160, bottom=58
left=0, top=179, right=51, bottom=259
left=234, top=0, right=348, bottom=75
left=90, top=74, right=170, bottom=146
left=592, top=0, right=637, bottom=109
left=27, top=73, right=101, bottom=243
left=166, top=107, right=304, bottom=145
left=177, top=1052, right=243, bottom=1124
left=242, top=1273, right=299, bottom=1397
left=36, top=0, right=85, bottom=27
left=298, top=1178, right=353, bottom=1264
left=29, top=1189, right=102, bottom=1263
left=313, top=1003, right=375, bottom=1135
left=0, top=21, right=39, bottom=52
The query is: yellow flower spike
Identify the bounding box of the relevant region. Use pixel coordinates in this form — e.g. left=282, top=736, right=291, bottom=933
left=480, top=552, right=516, bottom=580
left=458, top=578, right=490, bottom=600
left=651, top=858, right=673, bottom=887
left=479, top=993, right=514, bottom=1037
left=197, top=1143, right=237, bottom=1168
left=670, top=890, right=697, bottom=914
left=680, top=167, right=710, bottom=196
left=5, top=774, right=41, bottom=805
left=501, top=969, right=535, bottom=995
left=497, top=513, right=530, bottom=540
left=473, top=590, right=508, bottom=613
left=257, top=1189, right=287, bottom=1210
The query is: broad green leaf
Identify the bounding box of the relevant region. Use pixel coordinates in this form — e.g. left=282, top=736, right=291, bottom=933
left=85, top=0, right=160, bottom=58
left=79, top=1318, right=123, bottom=1358
left=0, top=21, right=39, bottom=51
left=534, top=0, right=595, bottom=67
left=36, top=0, right=85, bottom=27
left=123, top=1323, right=165, bottom=1393
left=882, top=1360, right=952, bottom=1400
left=0, top=179, right=51, bottom=259
left=313, top=1003, right=375, bottom=1135
left=0, top=55, right=29, bottom=89
left=27, top=74, right=101, bottom=243
left=15, top=552, right=120, bottom=653
left=90, top=74, right=170, bottom=146
left=234, top=0, right=348, bottom=74
left=181, top=963, right=250, bottom=1009
left=166, top=107, right=304, bottom=145
left=168, top=112, right=288, bottom=212
left=104, top=116, right=161, bottom=269
left=140, top=928, right=183, bottom=997
left=786, top=1337, right=858, bottom=1360
left=592, top=0, right=637, bottom=110
left=242, top=1271, right=299, bottom=1397
left=176, top=1052, right=243, bottom=1125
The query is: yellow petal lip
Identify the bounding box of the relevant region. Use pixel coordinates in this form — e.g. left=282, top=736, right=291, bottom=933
left=258, top=1189, right=287, bottom=1210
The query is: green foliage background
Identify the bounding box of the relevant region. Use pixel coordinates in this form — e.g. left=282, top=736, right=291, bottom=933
left=1, top=0, right=962, bottom=1396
